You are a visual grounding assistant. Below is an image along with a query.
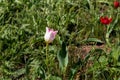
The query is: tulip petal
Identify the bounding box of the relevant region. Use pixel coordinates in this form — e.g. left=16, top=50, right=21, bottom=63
left=53, top=31, right=58, bottom=36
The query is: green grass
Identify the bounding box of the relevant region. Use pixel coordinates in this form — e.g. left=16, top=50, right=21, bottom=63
left=0, top=0, right=120, bottom=80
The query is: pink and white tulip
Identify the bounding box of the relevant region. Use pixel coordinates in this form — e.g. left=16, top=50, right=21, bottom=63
left=44, top=27, right=58, bottom=43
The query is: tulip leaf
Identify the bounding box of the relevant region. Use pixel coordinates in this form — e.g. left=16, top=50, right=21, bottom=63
left=57, top=42, right=68, bottom=73
left=49, top=76, right=62, bottom=80
left=83, top=38, right=103, bottom=43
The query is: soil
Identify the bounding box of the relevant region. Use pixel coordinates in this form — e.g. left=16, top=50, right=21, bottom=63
left=68, top=44, right=111, bottom=59
left=67, top=44, right=111, bottom=80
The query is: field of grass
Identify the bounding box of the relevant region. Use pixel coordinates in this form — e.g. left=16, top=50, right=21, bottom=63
left=0, top=0, right=120, bottom=80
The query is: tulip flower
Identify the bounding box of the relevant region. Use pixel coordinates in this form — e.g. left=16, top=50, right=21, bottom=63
left=44, top=27, right=58, bottom=76
left=114, top=1, right=119, bottom=8
left=100, top=16, right=112, bottom=46
left=44, top=27, right=58, bottom=43
left=100, top=16, right=112, bottom=25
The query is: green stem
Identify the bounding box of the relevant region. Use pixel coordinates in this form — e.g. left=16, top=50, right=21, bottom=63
left=45, top=43, right=50, bottom=79
left=105, top=10, right=119, bottom=47
left=46, top=43, right=48, bottom=64
left=105, top=24, right=112, bottom=47
left=105, top=32, right=111, bottom=47
left=62, top=68, right=66, bottom=80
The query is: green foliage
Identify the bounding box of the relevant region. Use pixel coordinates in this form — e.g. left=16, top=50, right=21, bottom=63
left=86, top=46, right=120, bottom=80
left=0, top=0, right=119, bottom=79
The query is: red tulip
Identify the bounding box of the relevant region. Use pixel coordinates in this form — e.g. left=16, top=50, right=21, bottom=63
left=114, top=1, right=120, bottom=8
left=100, top=16, right=112, bottom=25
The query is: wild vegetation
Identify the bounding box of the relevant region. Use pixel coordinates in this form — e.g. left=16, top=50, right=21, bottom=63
left=0, top=0, right=120, bottom=80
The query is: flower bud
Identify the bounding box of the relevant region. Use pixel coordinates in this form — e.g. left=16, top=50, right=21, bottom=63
left=114, top=1, right=119, bottom=8
left=44, top=27, right=58, bottom=43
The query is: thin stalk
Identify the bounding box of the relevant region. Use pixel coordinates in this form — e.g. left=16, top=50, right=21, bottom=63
left=62, top=68, right=67, bottom=80
left=46, top=43, right=49, bottom=65
left=105, top=23, right=112, bottom=47
left=45, top=43, right=50, bottom=79
left=105, top=32, right=111, bottom=47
